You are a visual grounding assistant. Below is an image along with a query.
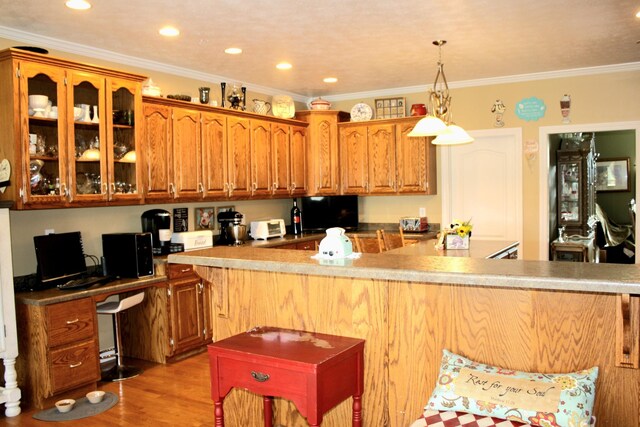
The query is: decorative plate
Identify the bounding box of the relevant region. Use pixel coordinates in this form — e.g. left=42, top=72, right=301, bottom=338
left=350, top=103, right=373, bottom=122
left=271, top=95, right=295, bottom=119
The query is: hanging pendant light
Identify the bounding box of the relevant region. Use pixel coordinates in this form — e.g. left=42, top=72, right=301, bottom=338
left=409, top=40, right=473, bottom=145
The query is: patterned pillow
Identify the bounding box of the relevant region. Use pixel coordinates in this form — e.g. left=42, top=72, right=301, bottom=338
left=426, top=350, right=598, bottom=427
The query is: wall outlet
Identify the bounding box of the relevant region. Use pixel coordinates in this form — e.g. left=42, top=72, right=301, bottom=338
left=419, top=207, right=426, bottom=217
left=44, top=228, right=54, bottom=235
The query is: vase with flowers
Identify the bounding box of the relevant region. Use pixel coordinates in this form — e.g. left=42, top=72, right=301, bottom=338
left=436, top=218, right=473, bottom=250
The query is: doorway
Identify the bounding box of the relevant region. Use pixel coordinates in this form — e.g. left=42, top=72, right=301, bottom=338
left=538, top=121, right=640, bottom=261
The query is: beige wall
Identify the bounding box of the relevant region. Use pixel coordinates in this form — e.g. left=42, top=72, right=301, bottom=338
left=332, top=71, right=640, bottom=258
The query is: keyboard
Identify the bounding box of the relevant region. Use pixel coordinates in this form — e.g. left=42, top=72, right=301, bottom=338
left=58, top=276, right=112, bottom=290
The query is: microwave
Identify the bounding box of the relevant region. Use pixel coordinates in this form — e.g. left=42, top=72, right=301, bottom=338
left=250, top=219, right=286, bottom=240
left=102, top=233, right=154, bottom=278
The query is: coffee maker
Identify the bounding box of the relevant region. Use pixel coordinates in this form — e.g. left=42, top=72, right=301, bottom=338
left=216, top=210, right=244, bottom=245
left=141, top=209, right=172, bottom=255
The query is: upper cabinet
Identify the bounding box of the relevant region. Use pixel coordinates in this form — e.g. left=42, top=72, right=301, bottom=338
left=0, top=48, right=146, bottom=209
left=337, top=116, right=436, bottom=196
left=297, top=111, right=349, bottom=196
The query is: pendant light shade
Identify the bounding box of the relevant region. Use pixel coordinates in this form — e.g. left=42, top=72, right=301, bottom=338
left=407, top=115, right=447, bottom=137
left=409, top=40, right=473, bottom=145
left=432, top=125, right=474, bottom=145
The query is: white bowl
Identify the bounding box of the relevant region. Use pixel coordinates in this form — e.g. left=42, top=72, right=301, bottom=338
left=86, top=390, right=105, bottom=404
left=55, top=398, right=75, bottom=413
left=28, top=95, right=48, bottom=110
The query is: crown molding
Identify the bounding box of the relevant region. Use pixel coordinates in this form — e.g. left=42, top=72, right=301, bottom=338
left=2, top=25, right=638, bottom=106
left=0, top=26, right=307, bottom=102
left=318, top=62, right=640, bottom=103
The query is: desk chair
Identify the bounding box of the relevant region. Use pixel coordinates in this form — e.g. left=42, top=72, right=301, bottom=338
left=353, top=230, right=384, bottom=253
left=97, top=292, right=145, bottom=381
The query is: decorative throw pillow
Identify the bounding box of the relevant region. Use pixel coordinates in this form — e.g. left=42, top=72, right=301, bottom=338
left=426, top=349, right=598, bottom=427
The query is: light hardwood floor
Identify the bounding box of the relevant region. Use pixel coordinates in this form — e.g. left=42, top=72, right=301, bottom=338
left=0, top=352, right=216, bottom=427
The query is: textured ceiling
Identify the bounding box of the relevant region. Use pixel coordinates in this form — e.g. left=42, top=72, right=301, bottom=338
left=0, top=0, right=638, bottom=99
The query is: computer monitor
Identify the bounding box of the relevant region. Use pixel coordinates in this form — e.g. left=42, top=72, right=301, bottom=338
left=33, top=231, right=87, bottom=289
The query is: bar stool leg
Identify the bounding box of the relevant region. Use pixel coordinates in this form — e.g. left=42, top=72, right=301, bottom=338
left=263, top=396, right=273, bottom=427
left=102, top=311, right=142, bottom=381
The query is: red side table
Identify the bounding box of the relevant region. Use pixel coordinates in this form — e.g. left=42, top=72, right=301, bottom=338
left=208, top=326, right=365, bottom=426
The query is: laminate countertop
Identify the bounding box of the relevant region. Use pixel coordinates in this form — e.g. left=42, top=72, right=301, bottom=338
left=169, top=240, right=640, bottom=295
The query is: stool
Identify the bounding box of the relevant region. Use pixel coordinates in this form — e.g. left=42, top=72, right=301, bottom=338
left=208, top=326, right=365, bottom=426
left=97, top=292, right=145, bottom=381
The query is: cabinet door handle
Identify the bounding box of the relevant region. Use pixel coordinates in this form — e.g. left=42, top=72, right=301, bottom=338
left=198, top=282, right=204, bottom=294
left=251, top=371, right=270, bottom=382
left=66, top=318, right=79, bottom=324
left=252, top=182, right=258, bottom=191
left=198, top=182, right=204, bottom=196
left=69, top=361, right=83, bottom=368
left=169, top=183, right=176, bottom=198
left=60, top=183, right=69, bottom=199
left=273, top=182, right=278, bottom=191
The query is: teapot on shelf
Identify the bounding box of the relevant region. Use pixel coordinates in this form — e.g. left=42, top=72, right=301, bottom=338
left=252, top=99, right=272, bottom=115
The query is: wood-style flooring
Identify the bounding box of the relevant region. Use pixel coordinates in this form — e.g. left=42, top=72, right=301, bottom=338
left=0, top=353, right=215, bottom=427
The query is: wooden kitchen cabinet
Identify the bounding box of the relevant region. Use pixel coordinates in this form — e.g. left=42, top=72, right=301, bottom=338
left=121, top=264, right=212, bottom=363
left=338, top=116, right=436, bottom=196
left=201, top=111, right=228, bottom=198
left=396, top=120, right=436, bottom=194
left=250, top=119, right=273, bottom=197
left=272, top=123, right=308, bottom=196
left=171, top=107, right=203, bottom=199
left=16, top=297, right=101, bottom=408
left=296, top=110, right=349, bottom=195
left=226, top=116, right=252, bottom=198
left=0, top=48, right=145, bottom=209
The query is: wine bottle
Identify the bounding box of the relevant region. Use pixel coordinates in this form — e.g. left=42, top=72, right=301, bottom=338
left=291, top=199, right=302, bottom=235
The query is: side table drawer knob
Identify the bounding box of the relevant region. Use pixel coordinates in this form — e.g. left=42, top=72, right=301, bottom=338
left=251, top=371, right=270, bottom=382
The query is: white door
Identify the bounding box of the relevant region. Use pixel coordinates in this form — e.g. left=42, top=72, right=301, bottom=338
left=441, top=128, right=523, bottom=253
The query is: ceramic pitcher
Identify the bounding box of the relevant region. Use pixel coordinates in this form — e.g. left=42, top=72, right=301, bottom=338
left=252, top=99, right=272, bottom=115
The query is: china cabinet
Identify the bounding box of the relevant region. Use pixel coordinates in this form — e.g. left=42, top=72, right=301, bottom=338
left=0, top=48, right=145, bottom=209
left=556, top=132, right=597, bottom=236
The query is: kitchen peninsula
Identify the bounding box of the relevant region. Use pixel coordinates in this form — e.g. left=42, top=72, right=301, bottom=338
left=169, top=245, right=640, bottom=426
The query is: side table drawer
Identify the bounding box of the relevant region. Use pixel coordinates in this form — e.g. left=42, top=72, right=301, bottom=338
left=47, top=298, right=95, bottom=347
left=217, top=356, right=308, bottom=397
left=50, top=339, right=100, bottom=393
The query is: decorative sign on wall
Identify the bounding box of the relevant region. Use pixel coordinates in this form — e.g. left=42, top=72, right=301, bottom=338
left=515, top=97, right=546, bottom=121
left=490, top=99, right=506, bottom=127
left=173, top=207, right=188, bottom=232
left=560, top=94, right=571, bottom=123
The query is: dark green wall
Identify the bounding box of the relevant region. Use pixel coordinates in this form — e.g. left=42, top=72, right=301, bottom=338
left=595, top=130, right=636, bottom=225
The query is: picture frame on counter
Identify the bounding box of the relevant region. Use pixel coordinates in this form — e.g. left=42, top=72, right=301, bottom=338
left=195, top=207, right=215, bottom=230
left=374, top=97, right=406, bottom=119
left=596, top=157, right=629, bottom=192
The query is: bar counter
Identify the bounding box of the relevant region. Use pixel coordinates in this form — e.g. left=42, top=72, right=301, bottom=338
left=169, top=244, right=640, bottom=426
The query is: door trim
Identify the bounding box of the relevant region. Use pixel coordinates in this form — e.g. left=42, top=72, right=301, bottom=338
left=441, top=127, right=524, bottom=257
left=538, top=121, right=640, bottom=261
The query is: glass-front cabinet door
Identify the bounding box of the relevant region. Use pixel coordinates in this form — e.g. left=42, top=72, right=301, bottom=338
left=68, top=71, right=107, bottom=203
left=19, top=62, right=68, bottom=206
left=107, top=79, right=142, bottom=202
left=558, top=158, right=582, bottom=225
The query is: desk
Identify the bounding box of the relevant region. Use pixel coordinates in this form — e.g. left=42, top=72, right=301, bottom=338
left=15, top=276, right=166, bottom=408
left=208, top=327, right=365, bottom=427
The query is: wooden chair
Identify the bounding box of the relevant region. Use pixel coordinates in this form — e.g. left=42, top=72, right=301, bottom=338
left=353, top=230, right=384, bottom=253
left=380, top=227, right=418, bottom=251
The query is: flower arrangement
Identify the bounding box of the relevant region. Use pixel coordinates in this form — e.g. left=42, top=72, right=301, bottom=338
left=435, top=218, right=473, bottom=250
left=451, top=218, right=473, bottom=238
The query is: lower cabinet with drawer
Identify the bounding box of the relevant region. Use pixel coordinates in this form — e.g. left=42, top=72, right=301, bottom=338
left=121, top=264, right=213, bottom=363
left=17, top=297, right=100, bottom=409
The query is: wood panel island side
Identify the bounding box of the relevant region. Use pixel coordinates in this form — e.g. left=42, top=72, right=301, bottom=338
left=169, top=245, right=640, bottom=427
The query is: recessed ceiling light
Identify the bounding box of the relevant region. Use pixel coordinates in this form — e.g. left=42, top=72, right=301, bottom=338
left=224, top=47, right=242, bottom=55
left=159, top=26, right=180, bottom=37
left=636, top=9, right=640, bottom=18
left=276, top=62, right=292, bottom=70
left=65, top=0, right=91, bottom=10
left=323, top=77, right=338, bottom=83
